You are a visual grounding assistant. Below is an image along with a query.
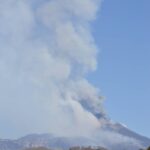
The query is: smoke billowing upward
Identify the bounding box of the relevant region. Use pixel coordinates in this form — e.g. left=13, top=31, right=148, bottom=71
left=0, top=0, right=104, bottom=138
left=0, top=1, right=146, bottom=149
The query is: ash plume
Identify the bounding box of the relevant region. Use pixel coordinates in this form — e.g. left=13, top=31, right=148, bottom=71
left=0, top=0, right=104, bottom=138
left=0, top=1, right=146, bottom=149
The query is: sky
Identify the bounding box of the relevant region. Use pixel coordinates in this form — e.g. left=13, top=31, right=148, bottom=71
left=90, top=0, right=150, bottom=137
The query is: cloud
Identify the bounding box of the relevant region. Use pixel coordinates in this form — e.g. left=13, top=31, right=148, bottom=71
left=0, top=0, right=103, bottom=138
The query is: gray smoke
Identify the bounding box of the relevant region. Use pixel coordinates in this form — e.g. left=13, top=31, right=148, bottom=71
left=0, top=1, right=144, bottom=148
left=0, top=0, right=104, bottom=138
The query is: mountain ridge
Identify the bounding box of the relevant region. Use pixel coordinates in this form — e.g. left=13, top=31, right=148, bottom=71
left=0, top=123, right=150, bottom=150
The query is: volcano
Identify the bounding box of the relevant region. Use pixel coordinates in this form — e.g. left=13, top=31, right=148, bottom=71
left=0, top=119, right=149, bottom=150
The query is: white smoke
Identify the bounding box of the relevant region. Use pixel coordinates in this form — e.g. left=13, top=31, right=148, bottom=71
left=0, top=1, right=144, bottom=149
left=0, top=0, right=104, bottom=138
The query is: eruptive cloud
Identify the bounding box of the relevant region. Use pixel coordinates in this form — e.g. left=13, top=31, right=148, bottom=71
left=0, top=1, right=144, bottom=148
left=0, top=0, right=104, bottom=138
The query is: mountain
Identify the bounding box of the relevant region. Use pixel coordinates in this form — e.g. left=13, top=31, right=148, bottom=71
left=0, top=123, right=150, bottom=150
left=0, top=139, right=22, bottom=150
left=99, top=120, right=150, bottom=150
left=0, top=134, right=106, bottom=150
left=103, top=122, right=150, bottom=146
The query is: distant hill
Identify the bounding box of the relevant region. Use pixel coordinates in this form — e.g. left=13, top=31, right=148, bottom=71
left=0, top=123, right=150, bottom=150
left=0, top=139, right=22, bottom=150
left=0, top=134, right=99, bottom=150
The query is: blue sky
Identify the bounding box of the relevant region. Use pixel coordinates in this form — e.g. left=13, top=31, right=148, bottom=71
left=90, top=0, right=150, bottom=137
